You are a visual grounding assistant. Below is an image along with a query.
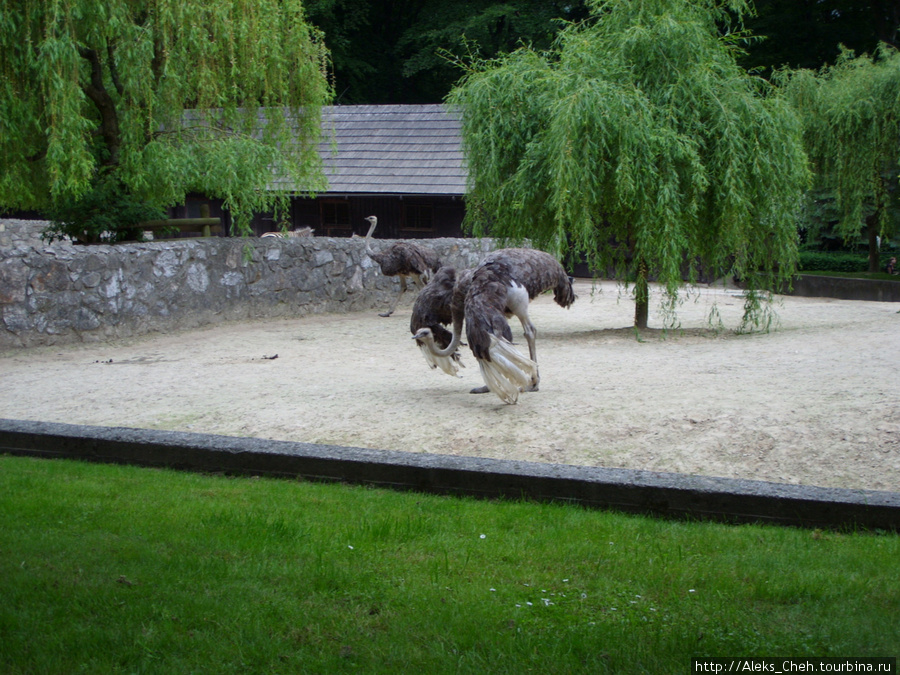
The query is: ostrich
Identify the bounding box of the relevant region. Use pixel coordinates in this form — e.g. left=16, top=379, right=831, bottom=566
left=410, top=266, right=470, bottom=377
left=412, top=248, right=576, bottom=404
left=363, top=215, right=442, bottom=317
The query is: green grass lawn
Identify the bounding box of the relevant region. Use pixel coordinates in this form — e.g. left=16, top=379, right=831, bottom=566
left=1, top=455, right=897, bottom=674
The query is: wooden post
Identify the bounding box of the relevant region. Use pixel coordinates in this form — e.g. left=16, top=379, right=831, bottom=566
left=200, top=204, right=211, bottom=237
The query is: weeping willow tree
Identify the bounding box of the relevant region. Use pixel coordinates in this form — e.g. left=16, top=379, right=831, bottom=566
left=778, top=45, right=900, bottom=273
left=0, top=0, right=332, bottom=238
left=447, top=0, right=809, bottom=329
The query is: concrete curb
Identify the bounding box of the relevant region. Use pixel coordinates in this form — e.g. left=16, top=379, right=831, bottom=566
left=2, top=418, right=898, bottom=531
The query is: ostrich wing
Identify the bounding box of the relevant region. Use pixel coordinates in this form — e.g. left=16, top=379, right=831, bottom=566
left=477, top=334, right=538, bottom=404
left=417, top=342, right=463, bottom=377
left=464, top=258, right=540, bottom=403
left=465, top=262, right=515, bottom=361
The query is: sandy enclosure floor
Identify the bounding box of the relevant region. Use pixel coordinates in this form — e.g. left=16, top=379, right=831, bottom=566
left=2, top=279, right=899, bottom=492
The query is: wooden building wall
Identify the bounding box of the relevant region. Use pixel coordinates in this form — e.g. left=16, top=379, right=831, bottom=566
left=276, top=195, right=466, bottom=239
left=173, top=194, right=467, bottom=240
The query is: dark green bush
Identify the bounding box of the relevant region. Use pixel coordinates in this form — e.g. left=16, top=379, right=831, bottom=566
left=41, top=176, right=165, bottom=244
left=798, top=251, right=869, bottom=273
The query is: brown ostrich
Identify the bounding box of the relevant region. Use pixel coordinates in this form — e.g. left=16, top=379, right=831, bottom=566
left=409, top=266, right=470, bottom=376
left=412, top=248, right=576, bottom=404
left=363, top=215, right=442, bottom=317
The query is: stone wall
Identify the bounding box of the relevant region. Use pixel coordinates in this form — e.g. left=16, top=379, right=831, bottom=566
left=0, top=220, right=497, bottom=350
left=0, top=218, right=47, bottom=249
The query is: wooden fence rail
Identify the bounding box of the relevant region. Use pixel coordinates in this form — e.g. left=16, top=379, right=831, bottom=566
left=138, top=204, right=222, bottom=239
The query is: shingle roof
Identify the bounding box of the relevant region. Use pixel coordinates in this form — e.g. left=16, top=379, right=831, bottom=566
left=317, top=104, right=467, bottom=196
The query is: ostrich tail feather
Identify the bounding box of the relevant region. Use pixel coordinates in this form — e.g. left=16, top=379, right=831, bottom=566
left=477, top=334, right=538, bottom=404
left=418, top=343, right=463, bottom=377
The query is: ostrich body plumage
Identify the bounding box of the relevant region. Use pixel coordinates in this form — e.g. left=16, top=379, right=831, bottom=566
left=363, top=215, right=441, bottom=317
left=413, top=248, right=575, bottom=404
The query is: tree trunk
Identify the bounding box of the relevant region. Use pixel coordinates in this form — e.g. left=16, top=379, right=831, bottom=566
left=866, top=211, right=881, bottom=274
left=634, top=258, right=649, bottom=329
left=78, top=47, right=121, bottom=168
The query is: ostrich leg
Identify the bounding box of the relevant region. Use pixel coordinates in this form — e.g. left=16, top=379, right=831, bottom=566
left=379, top=276, right=407, bottom=317
left=519, top=316, right=540, bottom=391
left=380, top=274, right=422, bottom=318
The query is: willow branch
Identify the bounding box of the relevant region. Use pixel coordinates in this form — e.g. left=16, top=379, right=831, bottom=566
left=107, top=43, right=125, bottom=97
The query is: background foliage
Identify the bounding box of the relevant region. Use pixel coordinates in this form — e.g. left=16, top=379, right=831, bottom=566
left=40, top=175, right=165, bottom=244
left=797, top=251, right=871, bottom=274
left=3, top=0, right=899, bottom=259
left=778, top=45, right=900, bottom=272
left=740, top=0, right=899, bottom=76
left=0, top=0, right=332, bottom=235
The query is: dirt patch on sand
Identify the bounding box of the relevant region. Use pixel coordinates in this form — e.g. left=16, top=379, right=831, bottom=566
left=2, top=279, right=898, bottom=492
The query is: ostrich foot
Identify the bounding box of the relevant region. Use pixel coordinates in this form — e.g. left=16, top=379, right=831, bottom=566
left=472, top=384, right=538, bottom=394
left=378, top=311, right=394, bottom=318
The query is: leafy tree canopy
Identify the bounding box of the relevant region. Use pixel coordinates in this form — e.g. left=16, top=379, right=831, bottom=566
left=0, top=0, right=332, bottom=234
left=777, top=45, right=900, bottom=271
left=448, top=0, right=810, bottom=329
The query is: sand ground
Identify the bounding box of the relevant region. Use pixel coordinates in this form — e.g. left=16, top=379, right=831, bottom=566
left=2, top=279, right=898, bottom=492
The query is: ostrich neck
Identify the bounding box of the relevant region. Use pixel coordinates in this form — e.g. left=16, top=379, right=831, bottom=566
left=425, top=309, right=464, bottom=358
left=364, top=221, right=377, bottom=257
left=427, top=326, right=462, bottom=358
left=425, top=270, right=471, bottom=358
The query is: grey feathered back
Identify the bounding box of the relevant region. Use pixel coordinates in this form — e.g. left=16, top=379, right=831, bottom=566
left=371, top=242, right=442, bottom=278
left=464, top=249, right=574, bottom=361
left=480, top=248, right=575, bottom=308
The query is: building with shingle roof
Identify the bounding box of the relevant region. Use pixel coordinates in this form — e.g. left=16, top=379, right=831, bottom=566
left=217, top=103, right=468, bottom=238
left=318, top=104, right=466, bottom=197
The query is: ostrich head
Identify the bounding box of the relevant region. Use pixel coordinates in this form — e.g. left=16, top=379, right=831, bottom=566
left=411, top=327, right=463, bottom=377
left=412, top=326, right=460, bottom=359
left=411, top=327, right=433, bottom=343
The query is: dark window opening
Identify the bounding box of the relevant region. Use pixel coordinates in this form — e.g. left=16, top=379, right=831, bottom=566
left=321, top=201, right=351, bottom=237
left=401, top=204, right=434, bottom=235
